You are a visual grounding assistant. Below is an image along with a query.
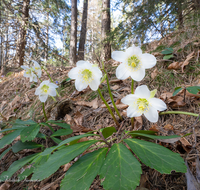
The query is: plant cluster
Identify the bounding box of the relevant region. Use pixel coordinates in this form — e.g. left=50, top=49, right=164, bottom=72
left=0, top=44, right=192, bottom=190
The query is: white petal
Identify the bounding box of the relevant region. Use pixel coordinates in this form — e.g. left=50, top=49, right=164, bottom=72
left=33, top=61, right=40, bottom=67
left=141, top=53, right=156, bottom=69
left=116, top=64, right=131, bottom=80
left=75, top=79, right=88, bottom=91
left=39, top=95, right=48, bottom=102
left=76, top=60, right=88, bottom=67
left=150, top=98, right=167, bottom=111
left=42, top=80, right=50, bottom=85
left=21, top=65, right=29, bottom=70
left=68, top=67, right=81, bottom=79
left=134, top=85, right=150, bottom=99
left=144, top=106, right=158, bottom=122
left=49, top=83, right=58, bottom=88
left=48, top=87, right=57, bottom=96
left=121, top=94, right=138, bottom=105
left=35, top=87, right=40, bottom=95
left=130, top=67, right=145, bottom=81
left=89, top=77, right=100, bottom=91
left=127, top=107, right=142, bottom=118
left=125, top=46, right=142, bottom=57
left=91, top=67, right=102, bottom=78
left=111, top=51, right=126, bottom=62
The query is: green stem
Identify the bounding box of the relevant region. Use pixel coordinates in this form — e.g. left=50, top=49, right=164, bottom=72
left=98, top=88, right=120, bottom=128
left=104, top=69, right=122, bottom=120
left=42, top=102, right=48, bottom=122
left=159, top=111, right=199, bottom=117
left=42, top=66, right=53, bottom=82
left=131, top=79, right=134, bottom=130
left=131, top=79, right=134, bottom=94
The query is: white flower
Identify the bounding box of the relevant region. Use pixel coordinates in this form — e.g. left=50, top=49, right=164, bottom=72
left=35, top=80, right=58, bottom=102
left=121, top=85, right=167, bottom=122
left=21, top=65, right=37, bottom=82
left=112, top=45, right=156, bottom=81
left=32, top=61, right=42, bottom=78
left=68, top=61, right=102, bottom=91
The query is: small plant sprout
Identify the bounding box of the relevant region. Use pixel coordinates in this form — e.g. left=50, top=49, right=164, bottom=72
left=122, top=85, right=167, bottom=122
left=68, top=60, right=102, bottom=91
left=35, top=80, right=58, bottom=103
left=21, top=65, right=38, bottom=82
left=112, top=44, right=156, bottom=81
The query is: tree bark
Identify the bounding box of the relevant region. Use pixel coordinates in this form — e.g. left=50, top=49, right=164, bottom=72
left=101, top=0, right=111, bottom=62
left=69, top=0, right=77, bottom=65
left=78, top=0, right=88, bottom=61
left=15, top=0, right=30, bottom=66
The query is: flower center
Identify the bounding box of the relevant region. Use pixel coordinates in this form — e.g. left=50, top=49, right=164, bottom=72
left=35, top=67, right=40, bottom=70
left=136, top=98, right=149, bottom=113
left=126, top=55, right=141, bottom=71
left=26, top=69, right=32, bottom=74
left=41, top=84, right=49, bottom=93
left=81, top=69, right=93, bottom=82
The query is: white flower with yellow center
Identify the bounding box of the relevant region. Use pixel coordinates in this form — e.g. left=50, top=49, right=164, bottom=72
left=32, top=61, right=42, bottom=78
left=68, top=61, right=102, bottom=91
left=112, top=45, right=156, bottom=81
left=121, top=85, right=167, bottom=122
left=21, top=65, right=37, bottom=82
left=35, top=80, right=58, bottom=102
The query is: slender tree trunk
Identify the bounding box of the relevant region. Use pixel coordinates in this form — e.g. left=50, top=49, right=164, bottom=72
left=78, top=0, right=88, bottom=61
left=69, top=0, right=77, bottom=65
left=45, top=11, right=49, bottom=64
left=101, top=0, right=111, bottom=62
left=15, top=0, right=30, bottom=66
left=177, top=0, right=183, bottom=29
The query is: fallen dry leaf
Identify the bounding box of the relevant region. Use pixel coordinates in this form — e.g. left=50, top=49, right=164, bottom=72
left=164, top=124, right=174, bottom=131
left=149, top=124, right=159, bottom=132
left=0, top=182, right=11, bottom=190
left=168, top=62, right=182, bottom=70
left=134, top=116, right=143, bottom=130
left=151, top=68, right=158, bottom=79
left=75, top=98, right=99, bottom=109
left=109, top=79, right=123, bottom=84
left=74, top=111, right=84, bottom=126
left=180, top=137, right=192, bottom=153
left=63, top=163, right=71, bottom=172
left=111, top=85, right=120, bottom=90
left=181, top=51, right=194, bottom=72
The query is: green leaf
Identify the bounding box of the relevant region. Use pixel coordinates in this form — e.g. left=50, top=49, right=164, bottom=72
left=20, top=124, right=40, bottom=142
left=14, top=119, right=36, bottom=125
left=36, top=133, right=46, bottom=139
left=50, top=137, right=62, bottom=144
left=31, top=140, right=99, bottom=181
left=100, top=143, right=142, bottom=190
left=12, top=141, right=43, bottom=153
left=0, top=129, right=22, bottom=149
left=124, top=139, right=187, bottom=174
left=129, top=132, right=180, bottom=140
left=173, top=87, right=183, bottom=96
left=128, top=130, right=157, bottom=135
left=0, top=147, right=11, bottom=160
left=46, top=121, right=70, bottom=129
left=163, top=54, right=174, bottom=60
left=51, top=129, right=73, bottom=137
left=161, top=48, right=173, bottom=55
left=18, top=167, right=34, bottom=181
left=186, top=86, right=200, bottom=95
left=101, top=127, right=116, bottom=139
left=61, top=148, right=108, bottom=190
left=0, top=153, right=39, bottom=181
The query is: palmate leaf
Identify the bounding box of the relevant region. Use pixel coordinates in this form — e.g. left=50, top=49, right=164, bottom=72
left=124, top=139, right=187, bottom=174
left=101, top=127, right=116, bottom=139
left=31, top=140, right=99, bottom=181
left=61, top=148, right=108, bottom=190
left=100, top=143, right=142, bottom=190
left=0, top=153, right=39, bottom=181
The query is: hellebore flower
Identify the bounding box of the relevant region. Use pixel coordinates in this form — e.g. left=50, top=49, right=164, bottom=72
left=35, top=80, right=58, bottom=102
left=112, top=45, right=156, bottom=81
left=32, top=61, right=42, bottom=78
left=121, top=85, right=167, bottom=122
left=21, top=65, right=37, bottom=82
left=68, top=61, right=102, bottom=91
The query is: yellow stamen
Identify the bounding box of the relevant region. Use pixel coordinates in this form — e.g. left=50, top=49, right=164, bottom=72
left=41, top=84, right=49, bottom=93
left=136, top=98, right=149, bottom=113
left=81, top=69, right=93, bottom=83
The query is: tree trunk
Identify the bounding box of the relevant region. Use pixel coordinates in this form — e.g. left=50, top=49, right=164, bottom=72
left=69, top=0, right=77, bottom=65
left=78, top=0, right=88, bottom=61
left=177, top=0, right=183, bottom=29
left=101, top=0, right=111, bottom=62
left=15, top=0, right=30, bottom=66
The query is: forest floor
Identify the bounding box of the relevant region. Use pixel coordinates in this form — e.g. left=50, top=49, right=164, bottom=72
left=0, top=28, right=200, bottom=190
